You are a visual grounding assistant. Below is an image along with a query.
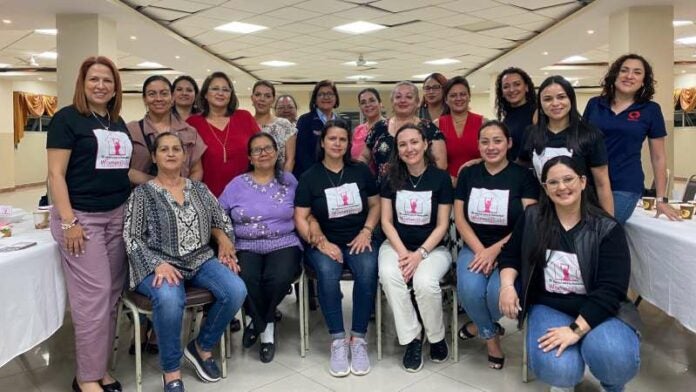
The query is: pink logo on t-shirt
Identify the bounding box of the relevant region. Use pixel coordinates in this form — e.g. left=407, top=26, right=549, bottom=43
left=341, top=191, right=349, bottom=205
left=111, top=138, right=124, bottom=155
left=410, top=199, right=418, bottom=213
left=627, top=111, right=641, bottom=121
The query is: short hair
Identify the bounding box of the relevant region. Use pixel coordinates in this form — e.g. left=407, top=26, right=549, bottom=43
left=198, top=71, right=238, bottom=116
left=275, top=94, right=298, bottom=110
left=309, top=80, right=339, bottom=112
left=390, top=81, right=420, bottom=104
left=73, top=56, right=122, bottom=120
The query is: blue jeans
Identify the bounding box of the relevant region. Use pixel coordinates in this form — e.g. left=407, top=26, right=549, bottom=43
left=456, top=246, right=501, bottom=339
left=135, top=258, right=247, bottom=372
left=305, top=243, right=378, bottom=338
left=613, top=191, right=641, bottom=224
left=527, top=304, right=640, bottom=392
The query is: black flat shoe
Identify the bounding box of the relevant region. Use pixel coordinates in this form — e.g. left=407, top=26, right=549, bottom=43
left=260, top=342, right=275, bottom=363
left=100, top=379, right=123, bottom=392
left=274, top=309, right=283, bottom=322
left=242, top=322, right=258, bottom=348
left=72, top=378, right=81, bottom=392
left=488, top=355, right=505, bottom=370
left=230, top=318, right=241, bottom=333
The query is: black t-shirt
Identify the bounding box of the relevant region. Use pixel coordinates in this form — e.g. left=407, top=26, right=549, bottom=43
left=499, top=213, right=630, bottom=328
left=295, top=162, right=378, bottom=245
left=46, top=105, right=132, bottom=212
left=455, top=162, right=539, bottom=247
left=381, top=165, right=453, bottom=251
left=518, top=124, right=607, bottom=186
left=503, top=101, right=535, bottom=161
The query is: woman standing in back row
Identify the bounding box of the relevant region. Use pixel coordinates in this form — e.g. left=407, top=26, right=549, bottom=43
left=494, top=67, right=536, bottom=161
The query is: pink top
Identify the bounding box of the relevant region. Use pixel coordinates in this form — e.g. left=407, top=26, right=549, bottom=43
left=351, top=123, right=370, bottom=159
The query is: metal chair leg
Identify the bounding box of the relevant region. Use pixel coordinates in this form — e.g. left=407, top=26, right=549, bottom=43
left=299, top=270, right=306, bottom=357
left=451, top=287, right=458, bottom=362
left=303, top=272, right=310, bottom=352
left=376, top=286, right=382, bottom=360
left=522, top=318, right=530, bottom=383
left=122, top=300, right=143, bottom=392
left=220, top=334, right=227, bottom=379
left=111, top=299, right=124, bottom=371
left=224, top=324, right=232, bottom=358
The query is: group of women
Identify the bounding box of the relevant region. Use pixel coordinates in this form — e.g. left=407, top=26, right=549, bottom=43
left=46, top=52, right=678, bottom=392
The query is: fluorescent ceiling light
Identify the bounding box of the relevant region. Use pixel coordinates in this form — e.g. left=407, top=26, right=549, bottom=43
left=333, top=21, right=386, bottom=34
left=34, top=29, right=57, bottom=35
left=676, top=36, right=696, bottom=45
left=137, top=61, right=163, bottom=68
left=346, top=75, right=375, bottom=80
left=2, top=19, right=12, bottom=24
left=38, top=51, right=57, bottom=59
left=215, top=21, right=267, bottom=34
left=673, top=20, right=694, bottom=27
left=412, top=74, right=431, bottom=79
left=560, top=55, right=589, bottom=63
left=0, top=63, right=10, bottom=67
left=343, top=60, right=377, bottom=66
left=424, top=58, right=460, bottom=65
left=260, top=60, right=295, bottom=67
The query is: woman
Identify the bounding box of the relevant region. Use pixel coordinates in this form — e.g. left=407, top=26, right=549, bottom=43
left=379, top=124, right=453, bottom=373
left=583, top=54, right=681, bottom=223
left=47, top=56, right=129, bottom=392
left=454, top=120, right=538, bottom=370
left=294, top=80, right=349, bottom=177
left=351, top=88, right=384, bottom=160
left=360, top=81, right=447, bottom=184
left=438, top=76, right=484, bottom=181
left=128, top=75, right=206, bottom=185
left=219, top=133, right=302, bottom=363
left=275, top=94, right=299, bottom=125
left=294, top=119, right=379, bottom=377
left=494, top=67, right=536, bottom=161
left=518, top=75, right=614, bottom=216
left=124, top=132, right=247, bottom=392
left=187, top=71, right=259, bottom=196
left=499, top=156, right=640, bottom=392
left=172, top=75, right=199, bottom=121
left=251, top=80, right=297, bottom=172
left=419, top=73, right=447, bottom=123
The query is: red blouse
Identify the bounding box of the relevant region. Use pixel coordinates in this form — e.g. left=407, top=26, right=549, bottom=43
left=187, top=110, right=259, bottom=197
left=439, top=112, right=483, bottom=177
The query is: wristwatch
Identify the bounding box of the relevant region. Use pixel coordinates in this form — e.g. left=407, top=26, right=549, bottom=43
left=657, top=197, right=669, bottom=204
left=417, top=246, right=429, bottom=259
left=568, top=321, right=585, bottom=337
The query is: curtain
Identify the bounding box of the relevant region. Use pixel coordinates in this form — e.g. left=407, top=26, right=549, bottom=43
left=12, top=92, right=58, bottom=145
left=679, top=88, right=696, bottom=112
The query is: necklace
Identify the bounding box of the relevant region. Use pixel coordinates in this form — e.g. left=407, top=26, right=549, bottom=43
left=408, top=166, right=427, bottom=189
left=91, top=111, right=111, bottom=130
left=323, top=163, right=344, bottom=188
left=206, top=118, right=230, bottom=163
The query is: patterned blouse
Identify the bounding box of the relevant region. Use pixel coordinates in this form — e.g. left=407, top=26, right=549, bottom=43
left=365, top=118, right=444, bottom=184
left=261, top=117, right=297, bottom=166
left=124, top=179, right=233, bottom=288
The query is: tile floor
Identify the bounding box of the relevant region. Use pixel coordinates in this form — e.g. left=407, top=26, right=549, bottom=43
left=1, top=186, right=695, bottom=392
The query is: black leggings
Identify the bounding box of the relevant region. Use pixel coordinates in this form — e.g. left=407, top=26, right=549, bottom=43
left=237, top=246, right=302, bottom=333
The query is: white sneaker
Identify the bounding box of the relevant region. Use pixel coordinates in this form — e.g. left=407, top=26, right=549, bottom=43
left=349, top=337, right=371, bottom=375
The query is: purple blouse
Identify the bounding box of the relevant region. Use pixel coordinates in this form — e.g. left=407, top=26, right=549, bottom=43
left=219, top=172, right=301, bottom=254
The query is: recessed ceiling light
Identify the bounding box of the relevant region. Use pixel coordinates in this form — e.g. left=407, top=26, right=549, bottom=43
left=682, top=70, right=687, bottom=74
left=673, top=20, right=694, bottom=27
left=333, top=21, right=386, bottom=34
left=175, top=55, right=180, bottom=59
left=215, top=21, right=267, bottom=34
left=137, top=61, right=163, bottom=68
left=544, top=72, right=549, bottom=75
left=130, top=35, right=137, bottom=40
left=587, top=29, right=595, bottom=34
left=206, top=69, right=211, bottom=72
left=542, top=51, right=549, bottom=56
left=260, top=60, right=295, bottom=67
left=676, top=36, right=696, bottom=45
left=343, top=60, right=377, bottom=66
left=38, top=77, right=43, bottom=81
left=346, top=74, right=375, bottom=80
left=560, top=55, right=589, bottom=63
left=38, top=51, right=57, bottom=59
left=2, top=19, right=11, bottom=24
left=34, top=29, right=57, bottom=35
left=424, top=58, right=460, bottom=65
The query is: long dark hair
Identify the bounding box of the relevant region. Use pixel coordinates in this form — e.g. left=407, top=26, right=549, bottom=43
left=530, top=156, right=608, bottom=267
left=495, top=67, right=536, bottom=120
left=317, top=119, right=354, bottom=166
left=419, top=72, right=447, bottom=111
left=601, top=53, right=656, bottom=104
left=387, top=123, right=435, bottom=192
left=246, top=132, right=285, bottom=184
left=171, top=75, right=200, bottom=116
left=309, top=80, right=339, bottom=112
left=441, top=76, right=471, bottom=115
left=199, top=71, right=238, bottom=116
left=527, top=76, right=594, bottom=157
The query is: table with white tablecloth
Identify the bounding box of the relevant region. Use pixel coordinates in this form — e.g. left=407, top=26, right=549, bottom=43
left=625, top=207, right=696, bottom=333
left=0, top=215, right=65, bottom=368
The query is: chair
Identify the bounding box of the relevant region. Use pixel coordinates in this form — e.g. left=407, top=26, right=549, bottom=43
left=521, top=317, right=534, bottom=383
left=237, top=267, right=306, bottom=357
left=682, top=174, right=696, bottom=202
left=375, top=266, right=459, bottom=362
left=111, top=287, right=228, bottom=392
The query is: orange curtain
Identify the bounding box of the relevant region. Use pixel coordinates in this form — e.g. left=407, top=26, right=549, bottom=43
left=680, top=88, right=696, bottom=112
left=12, top=92, right=57, bottom=145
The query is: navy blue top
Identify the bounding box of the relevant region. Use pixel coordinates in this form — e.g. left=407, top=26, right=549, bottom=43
left=293, top=110, right=351, bottom=178
left=503, top=101, right=535, bottom=162
left=583, top=97, right=667, bottom=194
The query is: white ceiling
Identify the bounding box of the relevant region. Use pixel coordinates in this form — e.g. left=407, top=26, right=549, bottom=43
left=0, top=0, right=695, bottom=93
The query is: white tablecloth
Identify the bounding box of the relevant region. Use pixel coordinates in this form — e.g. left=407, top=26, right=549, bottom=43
left=0, top=215, right=65, bottom=368
left=625, top=207, right=696, bottom=333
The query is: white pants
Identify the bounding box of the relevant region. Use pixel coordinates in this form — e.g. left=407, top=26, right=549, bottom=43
left=378, top=241, right=452, bottom=345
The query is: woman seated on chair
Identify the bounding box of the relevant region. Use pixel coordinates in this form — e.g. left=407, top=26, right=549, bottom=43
left=294, top=119, right=380, bottom=377
left=455, top=120, right=538, bottom=370
left=498, top=155, right=640, bottom=392
left=378, top=123, right=454, bottom=373
left=124, top=132, right=247, bottom=392
left=218, top=132, right=302, bottom=363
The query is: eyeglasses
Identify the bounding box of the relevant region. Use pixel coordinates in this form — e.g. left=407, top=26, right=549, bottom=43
left=543, top=175, right=580, bottom=189
left=210, top=87, right=232, bottom=94
left=317, top=92, right=335, bottom=99
left=250, top=145, right=276, bottom=156
left=423, top=85, right=442, bottom=92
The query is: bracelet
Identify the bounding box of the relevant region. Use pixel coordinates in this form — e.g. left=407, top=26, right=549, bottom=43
left=362, top=225, right=374, bottom=233
left=61, top=217, right=79, bottom=231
